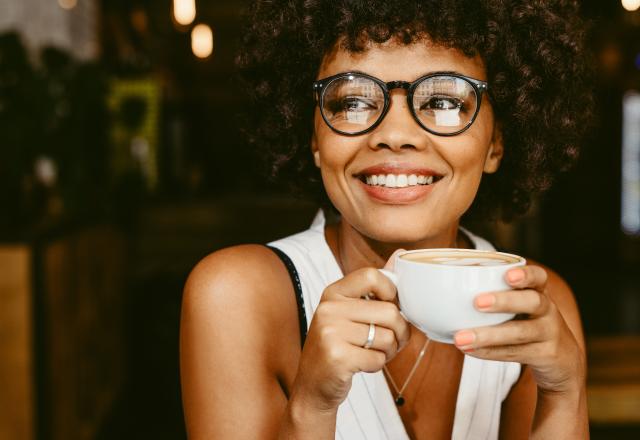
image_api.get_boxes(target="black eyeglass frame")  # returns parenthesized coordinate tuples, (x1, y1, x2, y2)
(312, 71, 488, 137)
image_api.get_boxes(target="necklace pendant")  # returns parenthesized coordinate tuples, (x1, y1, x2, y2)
(395, 396, 405, 406)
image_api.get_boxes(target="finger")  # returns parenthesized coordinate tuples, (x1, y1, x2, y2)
(321, 341, 386, 375)
(458, 341, 547, 364)
(323, 267, 397, 302)
(474, 289, 550, 317)
(347, 323, 398, 361)
(350, 300, 411, 348)
(343, 344, 387, 374)
(505, 265, 547, 290)
(313, 299, 411, 349)
(454, 319, 547, 354)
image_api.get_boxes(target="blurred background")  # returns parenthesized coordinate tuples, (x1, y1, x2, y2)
(0, 0, 638, 439)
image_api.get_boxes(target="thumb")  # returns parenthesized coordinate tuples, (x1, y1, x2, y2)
(384, 248, 406, 271)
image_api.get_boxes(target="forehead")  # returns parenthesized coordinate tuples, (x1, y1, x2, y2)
(317, 39, 487, 82)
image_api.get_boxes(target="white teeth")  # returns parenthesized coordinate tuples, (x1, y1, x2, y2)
(385, 174, 397, 188)
(363, 173, 437, 187)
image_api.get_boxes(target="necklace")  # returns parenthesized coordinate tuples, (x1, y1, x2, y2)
(384, 338, 430, 406)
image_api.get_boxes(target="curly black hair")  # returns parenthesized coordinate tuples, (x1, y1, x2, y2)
(237, 0, 593, 221)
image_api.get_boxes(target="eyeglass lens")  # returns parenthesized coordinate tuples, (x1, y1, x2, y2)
(321, 75, 479, 135)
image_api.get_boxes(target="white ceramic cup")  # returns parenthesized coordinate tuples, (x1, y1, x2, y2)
(379, 248, 526, 344)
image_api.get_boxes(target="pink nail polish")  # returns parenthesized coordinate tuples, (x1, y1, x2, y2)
(476, 294, 495, 309)
(454, 331, 475, 346)
(507, 269, 524, 283)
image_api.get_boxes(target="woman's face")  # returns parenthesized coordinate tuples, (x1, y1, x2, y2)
(312, 39, 503, 245)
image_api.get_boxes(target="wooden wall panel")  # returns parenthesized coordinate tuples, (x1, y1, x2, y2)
(0, 245, 34, 440)
(43, 226, 126, 440)
(588, 336, 640, 424)
(43, 238, 76, 440)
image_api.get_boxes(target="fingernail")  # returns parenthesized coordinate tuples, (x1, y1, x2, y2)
(460, 346, 475, 353)
(454, 331, 475, 347)
(475, 294, 495, 309)
(507, 269, 524, 284)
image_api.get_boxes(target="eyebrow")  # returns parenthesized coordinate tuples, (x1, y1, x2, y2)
(325, 70, 483, 82)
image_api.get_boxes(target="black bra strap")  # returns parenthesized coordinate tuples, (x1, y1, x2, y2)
(266, 246, 308, 348)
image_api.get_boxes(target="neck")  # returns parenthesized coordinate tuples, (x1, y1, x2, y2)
(328, 218, 471, 275)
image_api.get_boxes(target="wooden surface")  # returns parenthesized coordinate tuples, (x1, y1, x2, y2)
(587, 335, 640, 424)
(0, 245, 34, 440)
(43, 226, 126, 440)
(0, 225, 126, 440)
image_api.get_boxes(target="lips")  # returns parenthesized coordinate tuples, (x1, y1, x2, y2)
(354, 164, 443, 204)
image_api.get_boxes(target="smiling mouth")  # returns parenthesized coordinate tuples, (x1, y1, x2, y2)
(358, 173, 443, 188)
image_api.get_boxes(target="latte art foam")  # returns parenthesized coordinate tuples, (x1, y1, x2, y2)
(427, 257, 510, 266)
(401, 251, 519, 266)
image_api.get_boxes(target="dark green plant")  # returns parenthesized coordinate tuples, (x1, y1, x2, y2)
(0, 32, 110, 234)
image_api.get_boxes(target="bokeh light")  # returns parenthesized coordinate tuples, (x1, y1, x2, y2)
(173, 0, 196, 26)
(58, 0, 78, 10)
(191, 24, 213, 59)
(621, 0, 640, 12)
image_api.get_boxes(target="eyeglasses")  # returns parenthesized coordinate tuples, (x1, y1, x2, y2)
(312, 71, 488, 137)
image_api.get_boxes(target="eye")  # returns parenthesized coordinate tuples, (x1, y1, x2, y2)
(326, 96, 379, 115)
(419, 96, 464, 112)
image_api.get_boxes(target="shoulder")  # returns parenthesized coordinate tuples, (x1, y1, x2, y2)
(183, 244, 290, 306)
(181, 244, 300, 363)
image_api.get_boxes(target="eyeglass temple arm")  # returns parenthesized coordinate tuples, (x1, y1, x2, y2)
(312, 82, 322, 102)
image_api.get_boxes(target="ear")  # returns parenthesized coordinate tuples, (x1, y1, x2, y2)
(483, 123, 504, 174)
(311, 131, 321, 168)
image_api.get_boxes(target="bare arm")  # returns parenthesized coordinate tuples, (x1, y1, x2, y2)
(180, 245, 409, 439)
(180, 245, 302, 438)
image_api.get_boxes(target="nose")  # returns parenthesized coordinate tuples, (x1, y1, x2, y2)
(367, 91, 427, 152)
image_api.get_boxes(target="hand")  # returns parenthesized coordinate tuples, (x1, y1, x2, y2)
(453, 265, 585, 394)
(291, 254, 411, 411)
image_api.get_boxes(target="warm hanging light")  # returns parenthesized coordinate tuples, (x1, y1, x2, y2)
(191, 24, 213, 59)
(58, 0, 78, 10)
(622, 0, 640, 12)
(173, 0, 196, 26)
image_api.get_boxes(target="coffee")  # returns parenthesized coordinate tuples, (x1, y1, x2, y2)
(401, 250, 519, 267)
(380, 248, 526, 343)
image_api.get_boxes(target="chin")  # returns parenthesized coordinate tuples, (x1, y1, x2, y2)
(353, 217, 448, 247)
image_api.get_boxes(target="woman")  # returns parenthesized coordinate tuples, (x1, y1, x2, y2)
(180, 1, 592, 438)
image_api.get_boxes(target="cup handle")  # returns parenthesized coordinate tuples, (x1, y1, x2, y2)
(378, 269, 409, 321)
(378, 268, 398, 287)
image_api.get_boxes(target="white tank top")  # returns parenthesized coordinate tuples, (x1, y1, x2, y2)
(269, 211, 521, 440)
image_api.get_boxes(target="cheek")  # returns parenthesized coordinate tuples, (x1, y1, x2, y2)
(441, 135, 490, 178)
(313, 129, 368, 214)
(437, 133, 493, 208)
(318, 158, 356, 212)
(449, 112, 494, 174)
(314, 117, 358, 171)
